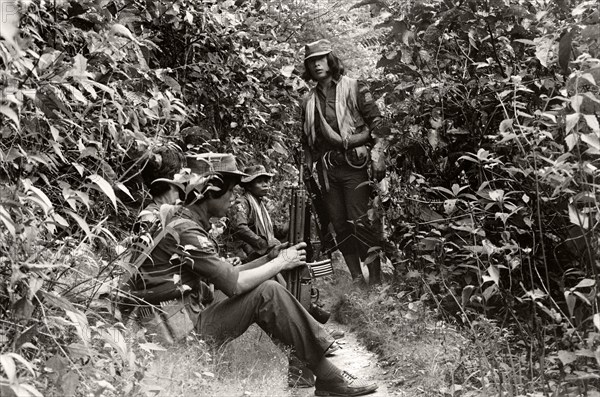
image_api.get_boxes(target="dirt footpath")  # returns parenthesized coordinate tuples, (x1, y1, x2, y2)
(290, 319, 394, 397)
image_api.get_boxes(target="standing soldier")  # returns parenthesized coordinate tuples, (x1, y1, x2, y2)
(299, 39, 387, 285)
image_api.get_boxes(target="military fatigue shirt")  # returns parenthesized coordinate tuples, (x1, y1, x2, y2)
(138, 205, 240, 298)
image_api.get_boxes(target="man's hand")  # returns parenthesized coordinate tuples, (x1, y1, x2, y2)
(226, 256, 242, 266)
(278, 242, 307, 270)
(268, 242, 289, 260)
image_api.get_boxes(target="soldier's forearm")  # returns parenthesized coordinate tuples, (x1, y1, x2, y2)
(238, 255, 270, 271)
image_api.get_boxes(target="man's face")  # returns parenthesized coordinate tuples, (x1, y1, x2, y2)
(307, 55, 330, 81)
(207, 184, 235, 218)
(248, 176, 271, 198)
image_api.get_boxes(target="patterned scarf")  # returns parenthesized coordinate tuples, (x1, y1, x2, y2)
(245, 192, 275, 243)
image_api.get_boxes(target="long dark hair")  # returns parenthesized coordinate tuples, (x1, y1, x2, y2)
(141, 146, 186, 198)
(301, 53, 345, 82)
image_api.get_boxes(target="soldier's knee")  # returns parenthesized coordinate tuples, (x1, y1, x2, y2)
(256, 279, 285, 296)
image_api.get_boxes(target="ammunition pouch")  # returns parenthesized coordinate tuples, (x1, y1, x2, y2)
(136, 295, 202, 345)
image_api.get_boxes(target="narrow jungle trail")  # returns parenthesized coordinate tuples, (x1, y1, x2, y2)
(290, 318, 392, 397)
(140, 259, 470, 397)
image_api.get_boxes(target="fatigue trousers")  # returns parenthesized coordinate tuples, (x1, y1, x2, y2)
(196, 280, 334, 368)
(319, 163, 381, 280)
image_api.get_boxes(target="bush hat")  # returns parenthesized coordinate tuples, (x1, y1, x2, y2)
(153, 153, 248, 205)
(304, 39, 333, 60)
(186, 153, 248, 178)
(241, 164, 275, 184)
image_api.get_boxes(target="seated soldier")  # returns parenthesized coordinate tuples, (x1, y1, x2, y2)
(228, 164, 287, 262)
(133, 153, 378, 397)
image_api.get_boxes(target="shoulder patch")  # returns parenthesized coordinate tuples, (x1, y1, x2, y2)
(196, 234, 213, 249)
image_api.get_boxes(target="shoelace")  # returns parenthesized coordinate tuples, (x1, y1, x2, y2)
(341, 371, 373, 388)
(342, 371, 358, 384)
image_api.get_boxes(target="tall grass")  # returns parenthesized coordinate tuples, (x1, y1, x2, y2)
(140, 326, 288, 397)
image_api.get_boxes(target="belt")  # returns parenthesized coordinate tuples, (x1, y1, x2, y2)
(322, 150, 346, 168)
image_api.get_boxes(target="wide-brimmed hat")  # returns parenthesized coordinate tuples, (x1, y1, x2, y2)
(186, 153, 248, 178)
(241, 164, 275, 184)
(152, 153, 247, 205)
(304, 39, 333, 61)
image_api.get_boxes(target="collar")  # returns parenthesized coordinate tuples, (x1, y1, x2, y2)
(184, 204, 211, 230)
(316, 77, 338, 94)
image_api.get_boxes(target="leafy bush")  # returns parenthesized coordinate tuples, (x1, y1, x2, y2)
(353, 0, 600, 393)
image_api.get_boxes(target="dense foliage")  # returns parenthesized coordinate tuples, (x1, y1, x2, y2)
(1, 0, 599, 395)
(360, 0, 600, 393)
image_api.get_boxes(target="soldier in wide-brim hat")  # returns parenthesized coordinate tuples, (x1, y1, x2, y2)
(228, 164, 286, 262)
(134, 152, 374, 396)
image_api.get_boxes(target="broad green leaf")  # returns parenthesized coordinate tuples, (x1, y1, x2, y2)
(88, 174, 117, 210)
(580, 72, 597, 86)
(566, 113, 580, 133)
(23, 179, 53, 214)
(583, 115, 600, 132)
(350, 0, 384, 11)
(557, 350, 577, 365)
(564, 291, 576, 317)
(430, 186, 454, 196)
(461, 285, 475, 307)
(111, 23, 138, 43)
(64, 54, 90, 79)
(499, 118, 513, 133)
(271, 141, 288, 155)
(65, 84, 87, 104)
(487, 265, 500, 285)
(0, 0, 20, 51)
(568, 205, 589, 229)
(65, 310, 90, 347)
(66, 210, 93, 241)
(565, 133, 579, 150)
(570, 95, 584, 113)
(18, 384, 43, 397)
(0, 206, 16, 238)
(574, 278, 596, 289)
(0, 105, 19, 129)
(443, 199, 457, 214)
(280, 65, 295, 78)
(0, 354, 16, 383)
(139, 342, 166, 352)
(115, 183, 134, 201)
(50, 212, 69, 228)
(534, 35, 555, 68)
(573, 291, 591, 305)
(40, 291, 76, 312)
(489, 189, 504, 201)
(98, 327, 127, 360)
(581, 133, 600, 151)
(7, 353, 35, 376)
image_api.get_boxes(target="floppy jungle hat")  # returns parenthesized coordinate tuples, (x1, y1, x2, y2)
(241, 164, 275, 184)
(186, 153, 248, 178)
(304, 39, 333, 60)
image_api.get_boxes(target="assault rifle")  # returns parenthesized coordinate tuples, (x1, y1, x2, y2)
(285, 149, 334, 317)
